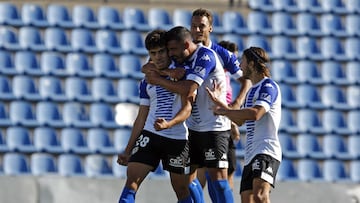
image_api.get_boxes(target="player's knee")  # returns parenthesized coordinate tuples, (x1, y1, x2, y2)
(253, 190, 270, 203)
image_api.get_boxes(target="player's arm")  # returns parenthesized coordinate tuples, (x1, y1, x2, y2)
(213, 105, 266, 126)
(230, 76, 252, 109)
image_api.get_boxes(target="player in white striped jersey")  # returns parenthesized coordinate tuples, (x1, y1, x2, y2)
(207, 47, 282, 203)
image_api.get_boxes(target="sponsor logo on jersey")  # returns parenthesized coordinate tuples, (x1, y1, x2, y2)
(200, 54, 211, 62)
(194, 66, 206, 77)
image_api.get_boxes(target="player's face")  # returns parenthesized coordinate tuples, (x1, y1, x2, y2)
(148, 46, 171, 70)
(191, 15, 213, 44)
(240, 55, 252, 79)
(166, 40, 187, 64)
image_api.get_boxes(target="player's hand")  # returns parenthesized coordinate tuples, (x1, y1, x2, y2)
(117, 152, 130, 166)
(141, 61, 158, 74)
(168, 67, 186, 80)
(206, 80, 223, 105)
(154, 118, 170, 131)
(145, 70, 162, 85)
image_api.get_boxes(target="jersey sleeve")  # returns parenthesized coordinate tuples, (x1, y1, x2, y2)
(254, 79, 279, 112)
(186, 48, 217, 86)
(139, 79, 150, 106)
(213, 44, 242, 79)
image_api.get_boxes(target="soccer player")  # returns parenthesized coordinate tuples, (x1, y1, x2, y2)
(117, 29, 194, 203)
(145, 26, 234, 203)
(207, 47, 282, 203)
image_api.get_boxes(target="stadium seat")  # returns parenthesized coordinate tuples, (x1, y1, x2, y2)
(246, 35, 272, 57)
(210, 12, 225, 35)
(323, 134, 351, 160)
(276, 159, 298, 181)
(89, 102, 119, 129)
(18, 26, 46, 52)
(322, 110, 352, 135)
(40, 51, 67, 76)
(320, 0, 348, 14)
(296, 109, 327, 134)
(221, 34, 244, 53)
(44, 27, 73, 53)
(0, 75, 15, 100)
(222, 11, 250, 35)
(323, 160, 349, 182)
(296, 36, 324, 61)
(21, 3, 48, 27)
(84, 154, 112, 177)
(347, 86, 360, 110)
(247, 11, 274, 36)
(91, 78, 120, 104)
(14, 51, 43, 76)
(114, 103, 139, 128)
(295, 60, 324, 85)
(297, 159, 324, 182)
(148, 8, 173, 30)
(296, 13, 323, 37)
(278, 133, 301, 159)
(344, 37, 360, 61)
(36, 101, 65, 128)
(117, 78, 140, 104)
(0, 130, 9, 152)
(272, 0, 300, 13)
(93, 53, 122, 78)
(120, 30, 147, 55)
(97, 6, 125, 30)
(38, 76, 67, 102)
(118, 54, 144, 79)
(12, 75, 42, 101)
(46, 4, 74, 28)
(113, 128, 131, 153)
(279, 109, 300, 134)
(347, 111, 360, 134)
(60, 127, 91, 154)
(320, 14, 347, 38)
(278, 84, 301, 109)
(65, 77, 93, 102)
(296, 84, 326, 110)
(58, 154, 84, 176)
(0, 27, 21, 51)
(9, 100, 39, 127)
(0, 2, 23, 26)
(33, 127, 63, 154)
(6, 126, 36, 153)
(31, 153, 57, 176)
(62, 102, 93, 128)
(0, 101, 11, 126)
(271, 12, 299, 36)
(65, 52, 94, 78)
(320, 37, 347, 61)
(348, 136, 360, 160)
(0, 50, 17, 76)
(112, 155, 127, 178)
(297, 134, 327, 159)
(350, 161, 360, 182)
(72, 5, 99, 29)
(321, 86, 351, 111)
(248, 0, 276, 12)
(234, 161, 243, 177)
(346, 62, 360, 85)
(95, 29, 123, 55)
(70, 28, 98, 53)
(122, 7, 151, 31)
(345, 14, 360, 37)
(297, 0, 323, 13)
(271, 36, 299, 60)
(87, 128, 116, 154)
(320, 61, 348, 85)
(235, 138, 244, 158)
(3, 153, 30, 175)
(173, 9, 192, 28)
(271, 60, 298, 84)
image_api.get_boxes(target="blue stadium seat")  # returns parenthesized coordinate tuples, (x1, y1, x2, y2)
(272, 0, 300, 13)
(0, 50, 17, 75)
(62, 102, 93, 128)
(320, 61, 349, 85)
(97, 6, 125, 30)
(6, 126, 36, 153)
(44, 27, 73, 53)
(276, 159, 298, 181)
(296, 109, 327, 134)
(347, 86, 360, 110)
(295, 60, 324, 85)
(38, 76, 67, 102)
(322, 110, 352, 135)
(271, 60, 299, 84)
(297, 159, 324, 182)
(31, 153, 57, 176)
(248, 0, 276, 12)
(345, 14, 360, 37)
(323, 160, 349, 182)
(47, 4, 74, 28)
(58, 154, 84, 176)
(271, 36, 299, 60)
(122, 7, 151, 31)
(222, 11, 250, 35)
(320, 37, 347, 61)
(87, 128, 116, 154)
(279, 109, 300, 134)
(21, 3, 48, 27)
(321, 0, 348, 14)
(65, 77, 93, 102)
(91, 78, 120, 104)
(18, 26, 46, 52)
(0, 75, 15, 100)
(12, 75, 42, 101)
(271, 12, 299, 36)
(296, 36, 324, 61)
(346, 0, 360, 14)
(0, 101, 11, 126)
(344, 37, 360, 61)
(350, 161, 360, 182)
(95, 29, 123, 55)
(36, 101, 65, 128)
(321, 86, 351, 111)
(65, 52, 94, 78)
(89, 102, 118, 129)
(114, 103, 139, 128)
(296, 134, 327, 159)
(278, 84, 301, 109)
(246, 35, 272, 58)
(0, 2, 23, 26)
(14, 51, 43, 76)
(117, 78, 140, 104)
(278, 133, 302, 159)
(40, 51, 67, 77)
(211, 12, 225, 35)
(60, 127, 90, 154)
(234, 161, 243, 177)
(113, 128, 131, 153)
(9, 101, 38, 127)
(72, 5, 99, 29)
(320, 14, 347, 38)
(296, 84, 326, 110)
(120, 30, 147, 56)
(3, 153, 30, 175)
(348, 136, 360, 160)
(70, 28, 98, 54)
(0, 27, 21, 51)
(173, 9, 192, 28)
(221, 34, 244, 53)
(297, 0, 324, 13)
(0, 130, 9, 152)
(118, 54, 144, 79)
(93, 53, 122, 78)
(235, 138, 244, 158)
(112, 155, 127, 178)
(148, 8, 173, 30)
(296, 13, 323, 37)
(247, 11, 274, 36)
(33, 127, 63, 154)
(346, 62, 360, 85)
(84, 154, 112, 177)
(347, 111, 360, 134)
(323, 134, 351, 160)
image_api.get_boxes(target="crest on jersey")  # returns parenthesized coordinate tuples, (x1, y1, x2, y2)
(194, 66, 206, 77)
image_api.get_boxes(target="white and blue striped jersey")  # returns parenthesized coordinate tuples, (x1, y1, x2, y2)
(184, 45, 231, 132)
(243, 77, 282, 165)
(140, 63, 188, 140)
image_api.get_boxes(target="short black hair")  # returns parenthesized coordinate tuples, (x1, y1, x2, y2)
(145, 29, 167, 50)
(164, 26, 192, 43)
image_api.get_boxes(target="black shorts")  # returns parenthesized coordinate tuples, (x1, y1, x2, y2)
(129, 130, 190, 174)
(189, 129, 231, 169)
(240, 154, 280, 193)
(227, 139, 236, 175)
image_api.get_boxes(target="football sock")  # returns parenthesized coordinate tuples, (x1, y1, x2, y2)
(205, 172, 217, 202)
(213, 179, 234, 203)
(118, 187, 136, 203)
(189, 178, 205, 203)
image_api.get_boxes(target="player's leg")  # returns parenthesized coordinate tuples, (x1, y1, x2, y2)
(239, 162, 254, 203)
(188, 169, 205, 203)
(227, 137, 237, 190)
(196, 167, 207, 188)
(252, 178, 272, 203)
(170, 172, 193, 203)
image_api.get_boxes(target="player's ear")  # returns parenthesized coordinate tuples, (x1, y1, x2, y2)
(209, 25, 213, 33)
(184, 40, 190, 49)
